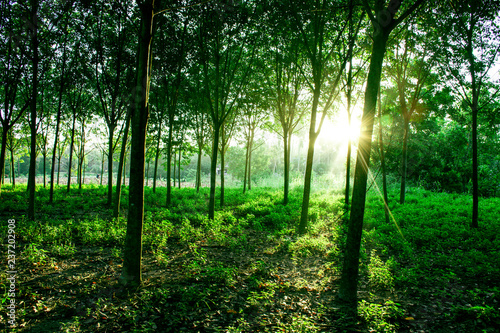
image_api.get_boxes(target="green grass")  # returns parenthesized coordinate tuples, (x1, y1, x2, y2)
(0, 183, 499, 332)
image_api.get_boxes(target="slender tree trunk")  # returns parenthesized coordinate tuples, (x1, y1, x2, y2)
(28, 0, 39, 220)
(57, 153, 61, 185)
(43, 151, 46, 188)
(399, 116, 410, 204)
(283, 131, 291, 205)
(209, 126, 220, 219)
(178, 145, 181, 189)
(100, 150, 104, 185)
(298, 84, 321, 234)
(10, 147, 15, 188)
(114, 109, 131, 218)
(471, 104, 478, 228)
(345, 78, 353, 208)
(0, 128, 9, 194)
(107, 127, 115, 205)
(166, 117, 173, 206)
(146, 159, 149, 186)
(378, 90, 389, 223)
(220, 144, 225, 207)
(243, 140, 249, 193)
(339, 30, 389, 308)
(121, 0, 153, 287)
(82, 155, 86, 186)
(172, 148, 176, 187)
(49, 42, 68, 203)
(123, 153, 127, 185)
(67, 113, 76, 192)
(247, 130, 254, 191)
(152, 127, 161, 193)
(467, 36, 479, 228)
(196, 148, 202, 192)
(78, 126, 85, 190)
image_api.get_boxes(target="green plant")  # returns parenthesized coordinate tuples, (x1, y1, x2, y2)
(23, 243, 49, 266)
(359, 300, 404, 333)
(288, 235, 333, 257)
(367, 250, 395, 292)
(278, 315, 318, 332)
(49, 241, 76, 258)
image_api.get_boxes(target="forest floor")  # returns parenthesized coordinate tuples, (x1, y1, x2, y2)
(0, 184, 499, 332)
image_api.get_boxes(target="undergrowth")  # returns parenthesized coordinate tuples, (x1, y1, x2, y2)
(0, 184, 499, 332)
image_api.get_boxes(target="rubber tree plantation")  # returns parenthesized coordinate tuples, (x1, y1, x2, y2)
(1, 0, 500, 332)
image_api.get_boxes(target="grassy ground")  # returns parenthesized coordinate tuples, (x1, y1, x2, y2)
(0, 184, 499, 332)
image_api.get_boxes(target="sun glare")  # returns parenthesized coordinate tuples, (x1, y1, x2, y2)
(321, 110, 362, 145)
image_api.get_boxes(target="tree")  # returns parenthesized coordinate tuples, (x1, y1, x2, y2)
(218, 111, 239, 206)
(437, 0, 500, 228)
(152, 12, 189, 206)
(0, 0, 32, 196)
(148, 92, 167, 193)
(197, 0, 256, 219)
(114, 106, 131, 217)
(88, 0, 134, 206)
(186, 68, 209, 192)
(339, 0, 426, 310)
(239, 87, 267, 193)
(264, 35, 307, 205)
(342, 1, 366, 208)
(28, 0, 40, 220)
(120, 0, 154, 287)
(386, 23, 436, 204)
(48, 0, 73, 203)
(287, 0, 351, 234)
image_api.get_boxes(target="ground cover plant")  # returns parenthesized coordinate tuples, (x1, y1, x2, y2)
(1, 184, 499, 332)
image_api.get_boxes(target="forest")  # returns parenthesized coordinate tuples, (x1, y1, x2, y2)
(1, 0, 500, 332)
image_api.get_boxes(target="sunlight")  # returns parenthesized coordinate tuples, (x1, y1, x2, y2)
(321, 108, 362, 145)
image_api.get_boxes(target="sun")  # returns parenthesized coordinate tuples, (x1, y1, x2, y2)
(321, 110, 361, 145)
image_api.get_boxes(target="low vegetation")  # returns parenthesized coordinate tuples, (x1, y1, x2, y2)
(1, 184, 499, 332)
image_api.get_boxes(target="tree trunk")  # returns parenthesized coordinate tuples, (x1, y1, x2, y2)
(209, 126, 220, 219)
(166, 116, 173, 206)
(399, 116, 410, 204)
(178, 145, 181, 189)
(298, 133, 317, 234)
(152, 127, 161, 193)
(78, 125, 85, 191)
(379, 90, 390, 223)
(243, 139, 249, 194)
(49, 39, 68, 203)
(298, 83, 321, 234)
(196, 148, 202, 192)
(114, 109, 131, 218)
(107, 126, 115, 205)
(28, 0, 39, 221)
(57, 153, 61, 186)
(468, 33, 479, 229)
(220, 143, 225, 207)
(283, 131, 291, 205)
(0, 128, 8, 194)
(123, 153, 127, 185)
(10, 146, 15, 188)
(339, 29, 389, 308)
(120, 0, 153, 287)
(345, 67, 353, 208)
(471, 104, 478, 228)
(67, 112, 76, 192)
(247, 129, 254, 191)
(100, 150, 104, 185)
(43, 150, 46, 188)
(82, 155, 86, 186)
